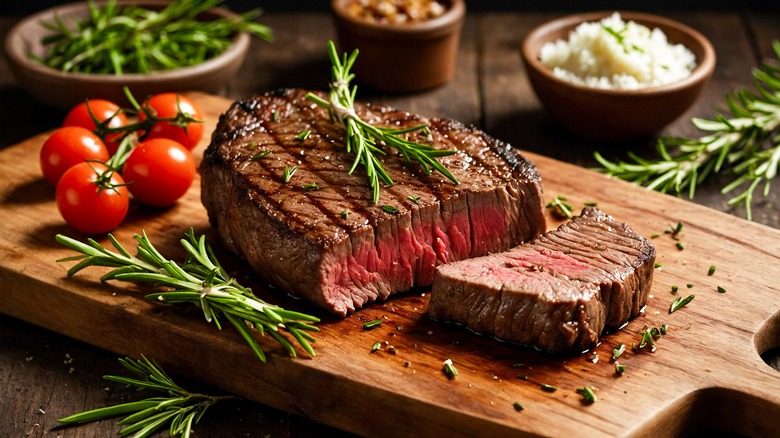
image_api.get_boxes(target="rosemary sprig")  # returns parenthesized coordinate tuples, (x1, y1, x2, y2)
(305, 40, 459, 204)
(55, 228, 319, 362)
(594, 40, 780, 220)
(36, 0, 272, 74)
(59, 356, 237, 437)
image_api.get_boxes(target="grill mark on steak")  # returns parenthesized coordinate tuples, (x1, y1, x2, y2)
(428, 208, 655, 352)
(201, 89, 547, 316)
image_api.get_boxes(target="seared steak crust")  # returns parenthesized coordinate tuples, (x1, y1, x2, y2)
(201, 89, 546, 316)
(428, 208, 655, 352)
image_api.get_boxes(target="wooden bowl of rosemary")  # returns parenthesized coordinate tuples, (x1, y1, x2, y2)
(520, 11, 716, 142)
(5, 0, 272, 110)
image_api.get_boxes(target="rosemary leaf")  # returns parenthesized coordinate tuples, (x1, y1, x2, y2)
(669, 295, 695, 314)
(594, 41, 780, 220)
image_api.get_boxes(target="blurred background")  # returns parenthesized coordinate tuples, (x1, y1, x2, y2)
(2, 0, 776, 15)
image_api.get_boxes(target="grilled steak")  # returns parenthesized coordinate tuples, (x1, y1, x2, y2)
(428, 208, 655, 352)
(200, 89, 546, 316)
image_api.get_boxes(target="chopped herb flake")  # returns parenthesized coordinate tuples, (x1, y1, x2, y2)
(371, 342, 381, 352)
(282, 166, 298, 183)
(612, 343, 626, 360)
(546, 196, 573, 219)
(708, 265, 717, 276)
(443, 359, 458, 379)
(651, 234, 660, 239)
(661, 323, 669, 335)
(687, 283, 695, 288)
(513, 402, 524, 411)
(408, 195, 421, 203)
(615, 363, 627, 374)
(295, 129, 311, 141)
(302, 182, 319, 191)
(717, 285, 727, 293)
(396, 325, 403, 331)
(248, 141, 257, 150)
(671, 285, 679, 294)
(676, 242, 685, 250)
(341, 210, 350, 219)
(576, 386, 597, 404)
(669, 295, 695, 313)
(362, 319, 382, 330)
(272, 110, 279, 122)
(382, 205, 400, 214)
(654, 262, 663, 268)
(517, 375, 528, 380)
(583, 201, 598, 207)
(251, 150, 270, 161)
(637, 326, 657, 350)
(540, 384, 557, 393)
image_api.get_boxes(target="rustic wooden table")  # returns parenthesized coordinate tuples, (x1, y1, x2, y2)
(1, 9, 778, 437)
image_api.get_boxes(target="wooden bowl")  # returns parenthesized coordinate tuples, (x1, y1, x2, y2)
(4, 0, 250, 110)
(331, 0, 465, 93)
(521, 11, 716, 141)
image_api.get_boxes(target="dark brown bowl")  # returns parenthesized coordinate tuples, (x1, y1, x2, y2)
(521, 11, 716, 141)
(331, 0, 465, 93)
(5, 0, 250, 110)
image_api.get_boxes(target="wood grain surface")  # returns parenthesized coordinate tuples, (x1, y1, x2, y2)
(1, 92, 779, 437)
(2, 9, 779, 438)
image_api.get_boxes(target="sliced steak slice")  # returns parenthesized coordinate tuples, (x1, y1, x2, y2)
(428, 208, 655, 352)
(200, 89, 547, 316)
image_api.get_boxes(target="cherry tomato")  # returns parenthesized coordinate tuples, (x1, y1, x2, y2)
(122, 138, 196, 207)
(56, 162, 129, 234)
(138, 93, 204, 151)
(63, 99, 129, 155)
(40, 126, 109, 187)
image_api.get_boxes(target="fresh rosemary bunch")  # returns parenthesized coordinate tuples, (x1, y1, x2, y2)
(59, 356, 237, 437)
(37, 0, 273, 74)
(594, 40, 780, 220)
(306, 40, 459, 204)
(56, 228, 319, 362)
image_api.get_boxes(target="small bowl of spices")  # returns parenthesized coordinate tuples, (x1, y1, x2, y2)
(521, 11, 715, 141)
(5, 0, 272, 110)
(331, 0, 466, 93)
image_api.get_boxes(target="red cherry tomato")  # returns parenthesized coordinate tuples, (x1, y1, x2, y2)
(63, 99, 129, 155)
(40, 126, 109, 187)
(122, 138, 196, 207)
(56, 162, 129, 234)
(138, 93, 204, 151)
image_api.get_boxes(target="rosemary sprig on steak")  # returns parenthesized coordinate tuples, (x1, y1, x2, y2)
(59, 356, 238, 437)
(56, 228, 319, 362)
(594, 40, 780, 220)
(306, 40, 459, 203)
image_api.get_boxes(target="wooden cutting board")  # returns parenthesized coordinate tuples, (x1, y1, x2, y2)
(1, 93, 778, 437)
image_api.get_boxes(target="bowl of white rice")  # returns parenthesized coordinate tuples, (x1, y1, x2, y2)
(521, 11, 715, 141)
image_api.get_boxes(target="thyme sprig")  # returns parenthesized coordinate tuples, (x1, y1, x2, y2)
(305, 40, 459, 204)
(55, 229, 319, 362)
(36, 0, 272, 74)
(59, 356, 237, 438)
(594, 40, 780, 220)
